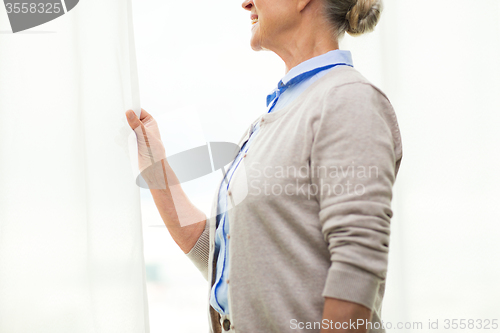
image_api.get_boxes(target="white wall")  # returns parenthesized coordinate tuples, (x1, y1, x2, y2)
(341, 2, 500, 330)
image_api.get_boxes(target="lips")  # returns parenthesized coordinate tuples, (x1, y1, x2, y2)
(251, 14, 259, 25)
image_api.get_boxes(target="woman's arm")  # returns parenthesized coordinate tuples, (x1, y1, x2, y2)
(311, 82, 401, 323)
(149, 186, 207, 254)
(126, 109, 206, 254)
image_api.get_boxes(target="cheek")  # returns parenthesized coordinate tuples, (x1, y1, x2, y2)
(257, 3, 294, 36)
(257, 14, 277, 39)
(254, 0, 280, 27)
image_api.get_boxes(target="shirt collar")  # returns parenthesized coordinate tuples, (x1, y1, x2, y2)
(280, 49, 353, 86)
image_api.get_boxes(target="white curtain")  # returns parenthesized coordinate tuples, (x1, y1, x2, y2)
(0, 1, 149, 332)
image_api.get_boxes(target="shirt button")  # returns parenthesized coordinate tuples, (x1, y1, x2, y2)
(226, 279, 230, 284)
(228, 190, 232, 196)
(261, 118, 265, 123)
(223, 319, 231, 331)
(227, 234, 230, 239)
(243, 153, 247, 158)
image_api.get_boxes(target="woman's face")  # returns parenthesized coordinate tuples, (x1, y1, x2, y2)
(242, 0, 301, 52)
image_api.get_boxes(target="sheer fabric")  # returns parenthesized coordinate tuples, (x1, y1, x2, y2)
(0, 0, 149, 332)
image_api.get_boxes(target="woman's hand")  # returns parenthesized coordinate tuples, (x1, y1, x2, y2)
(125, 108, 171, 189)
(321, 298, 372, 333)
(125, 108, 207, 254)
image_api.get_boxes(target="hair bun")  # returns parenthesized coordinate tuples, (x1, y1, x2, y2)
(346, 0, 383, 36)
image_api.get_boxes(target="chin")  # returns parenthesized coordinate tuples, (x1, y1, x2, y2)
(250, 25, 264, 51)
(251, 43, 263, 51)
(251, 41, 271, 52)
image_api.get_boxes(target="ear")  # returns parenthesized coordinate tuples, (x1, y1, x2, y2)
(296, 0, 313, 12)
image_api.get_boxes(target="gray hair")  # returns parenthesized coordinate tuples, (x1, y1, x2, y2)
(323, 0, 383, 37)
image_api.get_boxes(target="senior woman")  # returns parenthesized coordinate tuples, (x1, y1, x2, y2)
(126, 0, 402, 332)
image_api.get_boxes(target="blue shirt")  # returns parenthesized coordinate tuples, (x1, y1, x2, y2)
(209, 49, 354, 315)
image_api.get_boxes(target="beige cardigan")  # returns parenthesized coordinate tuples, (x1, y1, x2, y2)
(186, 66, 403, 333)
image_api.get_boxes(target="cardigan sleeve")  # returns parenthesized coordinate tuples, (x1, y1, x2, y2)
(185, 217, 211, 281)
(311, 81, 402, 310)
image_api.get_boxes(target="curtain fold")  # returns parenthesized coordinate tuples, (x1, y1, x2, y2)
(0, 0, 149, 332)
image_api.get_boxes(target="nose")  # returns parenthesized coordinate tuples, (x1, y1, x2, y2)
(241, 0, 253, 11)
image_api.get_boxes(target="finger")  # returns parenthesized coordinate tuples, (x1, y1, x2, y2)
(139, 108, 153, 123)
(125, 110, 142, 130)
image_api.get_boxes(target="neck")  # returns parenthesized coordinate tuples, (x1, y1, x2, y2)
(280, 39, 340, 73)
(268, 9, 340, 73)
